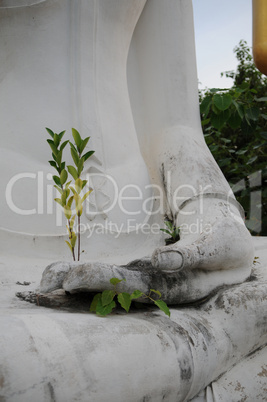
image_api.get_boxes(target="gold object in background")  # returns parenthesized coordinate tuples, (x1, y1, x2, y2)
(253, 0, 267, 75)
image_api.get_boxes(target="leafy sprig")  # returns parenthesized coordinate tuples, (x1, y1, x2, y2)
(46, 127, 94, 260)
(160, 220, 180, 245)
(90, 278, 170, 317)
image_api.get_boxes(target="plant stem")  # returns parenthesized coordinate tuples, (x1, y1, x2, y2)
(78, 214, 80, 261)
(72, 247, 76, 262)
(68, 219, 76, 261)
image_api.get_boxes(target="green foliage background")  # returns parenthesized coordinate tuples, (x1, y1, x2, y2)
(199, 41, 267, 235)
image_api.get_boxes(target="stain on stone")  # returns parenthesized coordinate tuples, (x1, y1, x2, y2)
(214, 293, 228, 312)
(0, 375, 4, 388)
(179, 358, 192, 381)
(142, 395, 151, 402)
(188, 335, 195, 347)
(233, 380, 249, 402)
(246, 273, 258, 282)
(162, 389, 172, 400)
(189, 317, 213, 344)
(258, 365, 267, 377)
(28, 334, 38, 354)
(156, 331, 171, 350)
(47, 382, 56, 402)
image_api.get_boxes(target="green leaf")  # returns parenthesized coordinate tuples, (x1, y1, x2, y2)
(60, 169, 68, 185)
(90, 293, 101, 312)
(160, 229, 172, 236)
(54, 185, 63, 195)
(228, 110, 242, 129)
(154, 300, 170, 317)
(65, 240, 73, 252)
(236, 149, 248, 155)
(67, 195, 74, 208)
(253, 143, 264, 150)
(101, 290, 116, 307)
(150, 289, 162, 298)
(56, 150, 62, 166)
(70, 233, 77, 248)
(67, 165, 78, 180)
(69, 215, 75, 229)
(260, 132, 267, 140)
(47, 139, 58, 156)
(53, 175, 61, 187)
(246, 107, 260, 121)
(232, 100, 244, 119)
(174, 227, 180, 238)
(60, 140, 69, 152)
(164, 221, 174, 232)
(61, 189, 68, 205)
(241, 117, 255, 134)
(209, 88, 225, 93)
(234, 87, 245, 94)
(58, 130, 66, 141)
(69, 186, 77, 196)
(130, 290, 143, 300)
(110, 277, 124, 286)
(117, 292, 131, 313)
(201, 118, 211, 126)
(218, 158, 232, 167)
(209, 144, 219, 152)
(200, 96, 212, 117)
(83, 150, 95, 161)
(255, 97, 267, 102)
(80, 137, 90, 154)
(64, 205, 72, 220)
(213, 94, 232, 111)
(69, 142, 77, 153)
(54, 198, 63, 207)
(75, 178, 83, 193)
(247, 156, 258, 164)
(71, 148, 80, 167)
(210, 109, 230, 130)
(81, 189, 93, 203)
(77, 158, 84, 177)
(53, 133, 60, 148)
(72, 128, 82, 149)
(221, 138, 231, 143)
(74, 193, 83, 216)
(45, 127, 54, 138)
(239, 81, 250, 90)
(82, 180, 87, 190)
(48, 160, 57, 169)
(96, 300, 116, 316)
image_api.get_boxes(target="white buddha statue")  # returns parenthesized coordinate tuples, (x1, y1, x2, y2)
(0, 0, 254, 302)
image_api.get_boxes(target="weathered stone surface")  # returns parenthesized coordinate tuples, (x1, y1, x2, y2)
(39, 261, 71, 293)
(0, 238, 266, 401)
(39, 257, 254, 305)
(16, 290, 94, 312)
(0, 0, 265, 399)
(191, 345, 267, 401)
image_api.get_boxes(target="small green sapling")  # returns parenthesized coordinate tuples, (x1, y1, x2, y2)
(46, 127, 94, 261)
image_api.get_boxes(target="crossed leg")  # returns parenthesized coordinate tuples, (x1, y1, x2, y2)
(40, 0, 254, 303)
